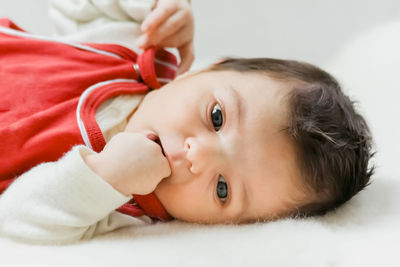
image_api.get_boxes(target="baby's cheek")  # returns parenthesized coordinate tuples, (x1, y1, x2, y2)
(154, 182, 184, 216)
(155, 182, 202, 221)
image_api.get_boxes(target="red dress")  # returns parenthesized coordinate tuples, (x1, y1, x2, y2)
(0, 18, 175, 221)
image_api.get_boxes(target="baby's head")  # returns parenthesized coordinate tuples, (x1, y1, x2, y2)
(126, 57, 374, 224)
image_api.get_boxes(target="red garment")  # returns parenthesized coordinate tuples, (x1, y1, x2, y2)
(0, 18, 176, 221)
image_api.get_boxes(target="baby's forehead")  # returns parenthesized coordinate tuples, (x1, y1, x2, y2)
(226, 121, 303, 222)
(212, 70, 295, 100)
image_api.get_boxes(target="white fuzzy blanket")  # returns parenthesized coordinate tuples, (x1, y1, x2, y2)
(1, 15, 400, 267)
(1, 177, 399, 266)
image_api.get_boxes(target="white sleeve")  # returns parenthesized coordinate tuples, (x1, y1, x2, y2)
(0, 146, 151, 244)
(49, 0, 156, 51)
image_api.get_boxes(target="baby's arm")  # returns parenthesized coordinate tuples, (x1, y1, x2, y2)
(50, 0, 156, 50)
(0, 146, 133, 244)
(0, 133, 170, 244)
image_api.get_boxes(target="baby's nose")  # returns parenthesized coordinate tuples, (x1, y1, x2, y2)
(184, 137, 220, 174)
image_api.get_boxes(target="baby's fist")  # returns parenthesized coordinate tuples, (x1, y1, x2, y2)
(84, 132, 170, 196)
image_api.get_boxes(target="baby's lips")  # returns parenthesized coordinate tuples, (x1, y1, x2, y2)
(145, 132, 166, 157)
(146, 132, 158, 142)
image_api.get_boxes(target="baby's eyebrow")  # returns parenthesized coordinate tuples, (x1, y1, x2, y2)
(240, 177, 250, 218)
(228, 178, 249, 223)
(224, 85, 249, 218)
(226, 85, 244, 129)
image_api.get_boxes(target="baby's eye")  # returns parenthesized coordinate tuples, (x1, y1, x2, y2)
(216, 175, 228, 203)
(211, 103, 223, 131)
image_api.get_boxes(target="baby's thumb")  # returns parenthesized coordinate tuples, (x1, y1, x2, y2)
(177, 42, 194, 75)
(159, 155, 171, 181)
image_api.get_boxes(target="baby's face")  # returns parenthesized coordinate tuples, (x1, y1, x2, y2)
(126, 70, 307, 223)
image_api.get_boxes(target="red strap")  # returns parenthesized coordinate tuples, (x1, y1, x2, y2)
(79, 82, 148, 153)
(116, 199, 145, 217)
(116, 193, 172, 221)
(137, 48, 178, 89)
(132, 193, 172, 221)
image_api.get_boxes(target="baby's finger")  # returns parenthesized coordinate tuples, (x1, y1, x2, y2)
(141, 1, 177, 33)
(159, 155, 171, 180)
(136, 34, 149, 49)
(177, 42, 195, 75)
(155, 23, 192, 49)
(142, 11, 186, 48)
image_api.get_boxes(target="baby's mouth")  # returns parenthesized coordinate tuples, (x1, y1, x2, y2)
(154, 137, 166, 157)
(147, 133, 166, 157)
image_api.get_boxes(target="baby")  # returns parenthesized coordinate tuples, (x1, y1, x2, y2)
(91, 58, 374, 224)
(0, 0, 373, 244)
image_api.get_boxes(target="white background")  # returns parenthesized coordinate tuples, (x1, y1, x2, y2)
(1, 0, 399, 67)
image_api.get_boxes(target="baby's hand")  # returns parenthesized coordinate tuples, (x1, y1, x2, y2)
(83, 132, 171, 196)
(137, 0, 194, 74)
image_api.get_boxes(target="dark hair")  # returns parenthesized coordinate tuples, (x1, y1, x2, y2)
(209, 58, 374, 217)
